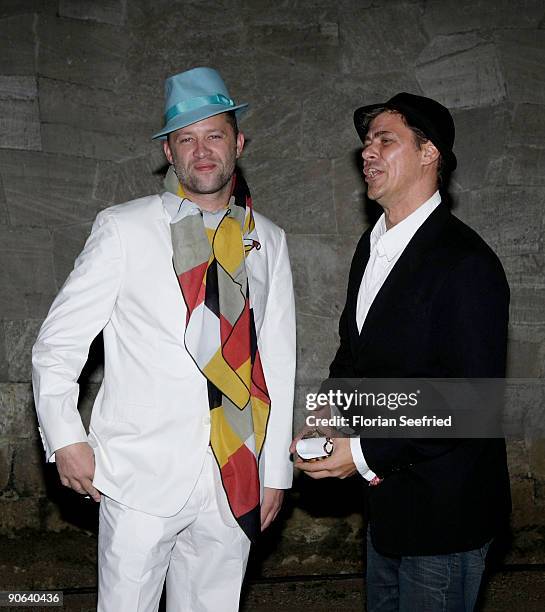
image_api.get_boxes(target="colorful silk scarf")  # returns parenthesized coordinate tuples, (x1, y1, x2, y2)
(166, 166, 270, 543)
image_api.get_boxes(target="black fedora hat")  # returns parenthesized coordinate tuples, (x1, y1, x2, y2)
(353, 92, 457, 172)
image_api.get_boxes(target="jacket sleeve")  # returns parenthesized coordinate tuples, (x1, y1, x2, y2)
(32, 211, 124, 461)
(361, 251, 510, 475)
(259, 230, 296, 489)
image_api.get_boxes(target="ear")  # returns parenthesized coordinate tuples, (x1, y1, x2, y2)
(236, 131, 245, 159)
(163, 138, 174, 165)
(421, 140, 440, 167)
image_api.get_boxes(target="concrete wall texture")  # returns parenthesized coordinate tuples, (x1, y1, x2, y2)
(1, 0, 545, 573)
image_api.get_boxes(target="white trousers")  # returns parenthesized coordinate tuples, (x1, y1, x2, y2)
(97, 450, 251, 612)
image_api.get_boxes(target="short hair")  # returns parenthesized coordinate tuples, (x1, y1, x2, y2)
(361, 107, 445, 187)
(224, 110, 239, 137)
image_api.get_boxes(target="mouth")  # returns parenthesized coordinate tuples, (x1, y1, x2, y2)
(193, 163, 217, 172)
(363, 167, 383, 182)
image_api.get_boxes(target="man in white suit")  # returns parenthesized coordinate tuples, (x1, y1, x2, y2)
(32, 67, 296, 612)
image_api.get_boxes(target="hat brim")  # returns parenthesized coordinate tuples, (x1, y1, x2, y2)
(152, 103, 248, 140)
(354, 102, 457, 172)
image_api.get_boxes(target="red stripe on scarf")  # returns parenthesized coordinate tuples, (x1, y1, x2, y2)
(221, 303, 251, 371)
(251, 352, 270, 404)
(221, 444, 260, 517)
(178, 262, 208, 316)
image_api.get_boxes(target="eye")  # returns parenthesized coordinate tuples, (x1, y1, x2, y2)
(208, 133, 223, 140)
(177, 136, 193, 144)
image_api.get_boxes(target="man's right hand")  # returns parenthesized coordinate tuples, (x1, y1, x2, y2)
(55, 442, 101, 502)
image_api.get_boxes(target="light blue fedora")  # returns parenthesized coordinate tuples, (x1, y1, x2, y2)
(152, 67, 248, 140)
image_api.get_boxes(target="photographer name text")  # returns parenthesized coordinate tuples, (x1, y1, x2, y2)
(305, 414, 452, 428)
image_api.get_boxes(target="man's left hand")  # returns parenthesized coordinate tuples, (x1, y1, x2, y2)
(294, 437, 357, 479)
(260, 487, 284, 531)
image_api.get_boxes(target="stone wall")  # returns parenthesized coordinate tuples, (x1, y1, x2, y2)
(1, 0, 545, 573)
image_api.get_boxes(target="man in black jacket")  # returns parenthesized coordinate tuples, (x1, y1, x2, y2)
(292, 93, 511, 611)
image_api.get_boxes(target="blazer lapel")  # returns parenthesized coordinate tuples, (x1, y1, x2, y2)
(347, 231, 371, 354)
(357, 203, 450, 351)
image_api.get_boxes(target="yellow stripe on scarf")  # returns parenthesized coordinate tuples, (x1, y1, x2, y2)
(251, 396, 269, 454)
(213, 217, 245, 276)
(210, 406, 247, 468)
(203, 349, 250, 409)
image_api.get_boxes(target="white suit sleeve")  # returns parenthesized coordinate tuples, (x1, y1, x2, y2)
(32, 211, 124, 461)
(259, 230, 296, 489)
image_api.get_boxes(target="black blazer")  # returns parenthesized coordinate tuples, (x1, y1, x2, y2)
(329, 203, 511, 555)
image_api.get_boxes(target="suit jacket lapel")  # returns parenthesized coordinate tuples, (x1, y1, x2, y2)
(357, 203, 450, 351)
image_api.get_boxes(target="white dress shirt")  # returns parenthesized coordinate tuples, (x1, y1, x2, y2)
(350, 191, 441, 480)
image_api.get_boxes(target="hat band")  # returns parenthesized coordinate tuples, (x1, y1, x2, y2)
(165, 93, 235, 123)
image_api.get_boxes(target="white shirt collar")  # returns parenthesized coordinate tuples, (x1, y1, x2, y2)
(370, 191, 442, 261)
(162, 191, 185, 222)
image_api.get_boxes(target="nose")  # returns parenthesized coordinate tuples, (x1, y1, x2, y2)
(362, 143, 377, 162)
(193, 139, 211, 158)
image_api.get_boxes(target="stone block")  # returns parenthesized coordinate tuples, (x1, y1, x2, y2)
(0, 76, 37, 100)
(529, 439, 545, 481)
(0, 323, 8, 383)
(249, 51, 317, 102)
(0, 174, 8, 225)
(247, 12, 340, 76)
(504, 379, 545, 439)
(510, 478, 540, 528)
(451, 106, 509, 190)
(295, 313, 339, 387)
(501, 253, 545, 291)
(507, 338, 542, 378)
(510, 104, 545, 148)
(496, 30, 545, 105)
(507, 439, 530, 480)
(289, 235, 341, 318)
(0, 1, 57, 18)
(12, 438, 46, 496)
(4, 319, 42, 383)
(0, 14, 36, 75)
(59, 0, 127, 26)
(457, 186, 544, 256)
(112, 154, 166, 204)
(0, 383, 38, 440)
(416, 37, 506, 109)
(0, 497, 41, 534)
(239, 157, 334, 235)
(38, 78, 156, 161)
(41, 123, 149, 162)
(0, 440, 13, 492)
(423, 0, 544, 36)
(240, 94, 303, 160)
(508, 146, 545, 186)
(37, 14, 128, 91)
(52, 222, 93, 288)
(124, 2, 247, 98)
(0, 226, 57, 319)
(0, 98, 41, 151)
(510, 286, 545, 326)
(340, 3, 428, 76)
(0, 150, 103, 228)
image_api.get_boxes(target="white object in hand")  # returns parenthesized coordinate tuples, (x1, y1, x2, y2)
(296, 437, 334, 461)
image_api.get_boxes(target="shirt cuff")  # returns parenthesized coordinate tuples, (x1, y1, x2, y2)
(350, 437, 377, 481)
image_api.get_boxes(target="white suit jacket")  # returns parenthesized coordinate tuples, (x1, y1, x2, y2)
(32, 193, 296, 517)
